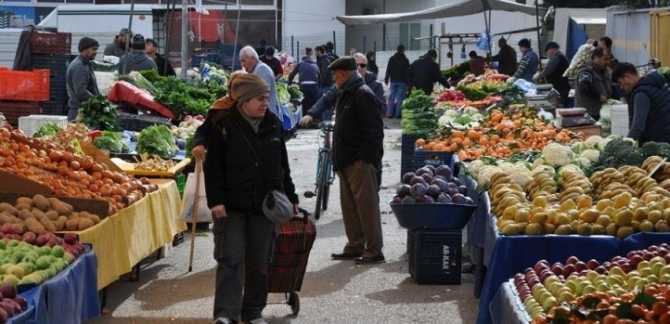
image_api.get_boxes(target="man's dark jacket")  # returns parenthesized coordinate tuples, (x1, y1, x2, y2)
(154, 54, 176, 76)
(492, 44, 517, 76)
(385, 52, 410, 84)
(203, 108, 299, 212)
(628, 71, 670, 144)
(409, 55, 448, 95)
(332, 74, 384, 171)
(541, 51, 570, 103)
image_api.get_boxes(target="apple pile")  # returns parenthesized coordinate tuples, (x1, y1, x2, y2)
(490, 164, 670, 237)
(0, 283, 27, 323)
(512, 244, 670, 322)
(392, 164, 475, 205)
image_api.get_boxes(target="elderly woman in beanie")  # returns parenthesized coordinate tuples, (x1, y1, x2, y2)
(200, 73, 299, 324)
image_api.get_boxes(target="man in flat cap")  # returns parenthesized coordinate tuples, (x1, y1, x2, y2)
(66, 37, 100, 121)
(104, 28, 131, 57)
(328, 56, 385, 265)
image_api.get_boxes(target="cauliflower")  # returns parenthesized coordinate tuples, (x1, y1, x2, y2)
(542, 143, 574, 167)
(584, 135, 603, 149)
(466, 160, 486, 177)
(571, 142, 586, 154)
(532, 165, 555, 176)
(531, 157, 547, 170)
(558, 164, 584, 177)
(573, 157, 592, 168)
(477, 165, 503, 187)
(580, 149, 600, 163)
(509, 164, 532, 188)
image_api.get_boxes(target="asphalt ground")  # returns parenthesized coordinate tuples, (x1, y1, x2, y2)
(88, 119, 478, 324)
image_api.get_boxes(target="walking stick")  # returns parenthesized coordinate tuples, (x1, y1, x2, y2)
(188, 160, 203, 272)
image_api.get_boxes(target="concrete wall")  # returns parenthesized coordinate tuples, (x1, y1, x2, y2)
(553, 8, 607, 51)
(283, 0, 346, 56)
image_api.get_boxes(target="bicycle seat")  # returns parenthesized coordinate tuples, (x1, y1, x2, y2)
(320, 121, 335, 131)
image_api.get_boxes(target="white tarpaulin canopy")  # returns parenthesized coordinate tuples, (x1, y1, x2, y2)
(336, 0, 540, 25)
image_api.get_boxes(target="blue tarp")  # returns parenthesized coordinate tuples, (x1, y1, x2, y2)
(10, 247, 99, 324)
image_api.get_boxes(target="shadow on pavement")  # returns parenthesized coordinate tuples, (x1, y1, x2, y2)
(314, 218, 345, 239)
(100, 264, 171, 311)
(300, 260, 372, 298)
(132, 267, 217, 311)
(364, 275, 477, 307)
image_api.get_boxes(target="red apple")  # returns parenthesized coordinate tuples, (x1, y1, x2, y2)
(63, 233, 78, 245)
(563, 264, 576, 277)
(21, 232, 36, 244)
(587, 259, 600, 270)
(566, 256, 580, 265)
(595, 266, 607, 274)
(575, 261, 587, 272)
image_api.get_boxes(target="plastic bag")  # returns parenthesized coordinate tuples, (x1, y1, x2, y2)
(181, 171, 212, 223)
(513, 79, 537, 95)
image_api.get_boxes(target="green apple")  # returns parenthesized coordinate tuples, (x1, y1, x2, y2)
(609, 266, 625, 277)
(566, 280, 580, 294)
(660, 273, 670, 283)
(651, 256, 667, 265)
(637, 260, 651, 272)
(582, 284, 596, 294)
(635, 278, 649, 290)
(542, 296, 558, 311)
(586, 270, 599, 282)
(559, 290, 575, 302)
(661, 265, 670, 276)
(653, 262, 665, 276)
(540, 291, 553, 303)
(647, 274, 659, 283)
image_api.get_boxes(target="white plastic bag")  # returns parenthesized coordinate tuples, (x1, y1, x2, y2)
(181, 171, 212, 223)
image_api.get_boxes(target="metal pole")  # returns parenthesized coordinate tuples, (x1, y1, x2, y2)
(297, 41, 300, 58)
(332, 30, 336, 55)
(180, 0, 188, 79)
(535, 0, 542, 68)
(231, 1, 241, 70)
(291, 35, 294, 57)
(126, 0, 136, 53)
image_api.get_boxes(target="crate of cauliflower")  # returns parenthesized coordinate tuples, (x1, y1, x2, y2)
(390, 164, 477, 230)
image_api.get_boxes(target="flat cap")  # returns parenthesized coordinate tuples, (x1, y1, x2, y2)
(328, 56, 356, 71)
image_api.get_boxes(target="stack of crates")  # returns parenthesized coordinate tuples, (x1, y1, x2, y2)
(31, 54, 73, 116)
(400, 134, 417, 180)
(408, 229, 462, 285)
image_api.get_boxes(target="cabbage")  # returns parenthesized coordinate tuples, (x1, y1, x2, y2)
(477, 165, 503, 187)
(574, 157, 592, 168)
(532, 165, 555, 176)
(558, 164, 584, 177)
(571, 142, 586, 154)
(584, 135, 604, 149)
(542, 143, 574, 167)
(580, 149, 600, 163)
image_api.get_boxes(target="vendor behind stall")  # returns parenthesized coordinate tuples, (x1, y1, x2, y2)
(66, 37, 100, 121)
(118, 34, 157, 75)
(538, 42, 570, 107)
(492, 37, 517, 76)
(145, 39, 175, 77)
(513, 38, 539, 82)
(104, 28, 131, 58)
(575, 48, 611, 120)
(612, 62, 670, 144)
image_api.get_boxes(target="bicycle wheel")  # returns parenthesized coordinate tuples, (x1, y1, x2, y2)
(314, 151, 329, 220)
(321, 159, 332, 211)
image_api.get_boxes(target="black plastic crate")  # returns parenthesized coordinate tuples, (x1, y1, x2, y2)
(40, 102, 66, 115)
(118, 112, 172, 132)
(400, 134, 417, 179)
(408, 229, 462, 285)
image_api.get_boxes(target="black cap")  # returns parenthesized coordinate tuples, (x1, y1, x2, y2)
(131, 34, 145, 50)
(119, 28, 131, 36)
(545, 41, 560, 52)
(78, 37, 99, 52)
(328, 56, 356, 71)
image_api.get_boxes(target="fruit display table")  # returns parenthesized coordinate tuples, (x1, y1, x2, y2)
(13, 246, 99, 324)
(76, 180, 186, 289)
(475, 229, 670, 324)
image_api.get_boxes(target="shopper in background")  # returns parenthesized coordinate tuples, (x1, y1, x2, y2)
(145, 38, 175, 77)
(612, 62, 670, 144)
(353, 52, 385, 110)
(366, 51, 379, 75)
(468, 50, 486, 76)
(575, 48, 611, 120)
(327, 57, 385, 265)
(104, 28, 131, 57)
(513, 38, 539, 82)
(316, 46, 334, 93)
(409, 49, 448, 95)
(288, 47, 320, 116)
(118, 34, 157, 75)
(204, 73, 299, 324)
(260, 47, 283, 80)
(239, 45, 281, 119)
(491, 37, 517, 76)
(325, 42, 339, 60)
(385, 45, 410, 118)
(538, 42, 570, 107)
(66, 37, 101, 121)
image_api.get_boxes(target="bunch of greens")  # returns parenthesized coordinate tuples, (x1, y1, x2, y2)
(442, 63, 469, 80)
(456, 84, 488, 100)
(123, 71, 159, 96)
(659, 66, 670, 84)
(401, 90, 438, 138)
(277, 82, 291, 105)
(137, 125, 178, 159)
(78, 96, 120, 131)
(33, 122, 62, 138)
(93, 131, 128, 154)
(288, 84, 303, 101)
(153, 77, 216, 119)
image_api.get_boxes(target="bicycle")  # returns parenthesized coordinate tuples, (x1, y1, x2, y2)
(304, 121, 335, 220)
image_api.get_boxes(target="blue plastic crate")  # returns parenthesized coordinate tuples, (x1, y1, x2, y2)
(391, 201, 475, 230)
(408, 228, 462, 285)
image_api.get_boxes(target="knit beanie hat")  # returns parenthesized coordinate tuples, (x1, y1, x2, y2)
(78, 37, 99, 52)
(131, 34, 146, 50)
(210, 71, 269, 110)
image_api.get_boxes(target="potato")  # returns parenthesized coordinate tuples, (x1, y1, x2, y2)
(45, 211, 59, 221)
(80, 212, 101, 224)
(31, 208, 46, 220)
(15, 203, 32, 211)
(55, 216, 68, 231)
(25, 217, 46, 234)
(17, 210, 32, 221)
(36, 215, 56, 232)
(77, 218, 95, 231)
(49, 198, 73, 215)
(16, 197, 32, 206)
(0, 212, 14, 225)
(31, 195, 50, 211)
(65, 218, 79, 231)
(0, 203, 17, 215)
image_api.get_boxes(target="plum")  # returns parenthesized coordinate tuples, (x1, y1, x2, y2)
(458, 185, 467, 194)
(437, 193, 452, 203)
(416, 167, 434, 177)
(409, 176, 426, 186)
(427, 185, 441, 198)
(452, 177, 463, 186)
(421, 173, 434, 184)
(446, 186, 459, 197)
(452, 193, 466, 204)
(435, 165, 453, 179)
(422, 195, 435, 204)
(396, 184, 411, 197)
(402, 172, 416, 184)
(410, 183, 428, 198)
(401, 196, 417, 204)
(431, 178, 450, 192)
(463, 197, 474, 205)
(425, 164, 436, 173)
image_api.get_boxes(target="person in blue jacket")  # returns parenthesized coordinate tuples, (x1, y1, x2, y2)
(288, 48, 320, 116)
(513, 38, 539, 82)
